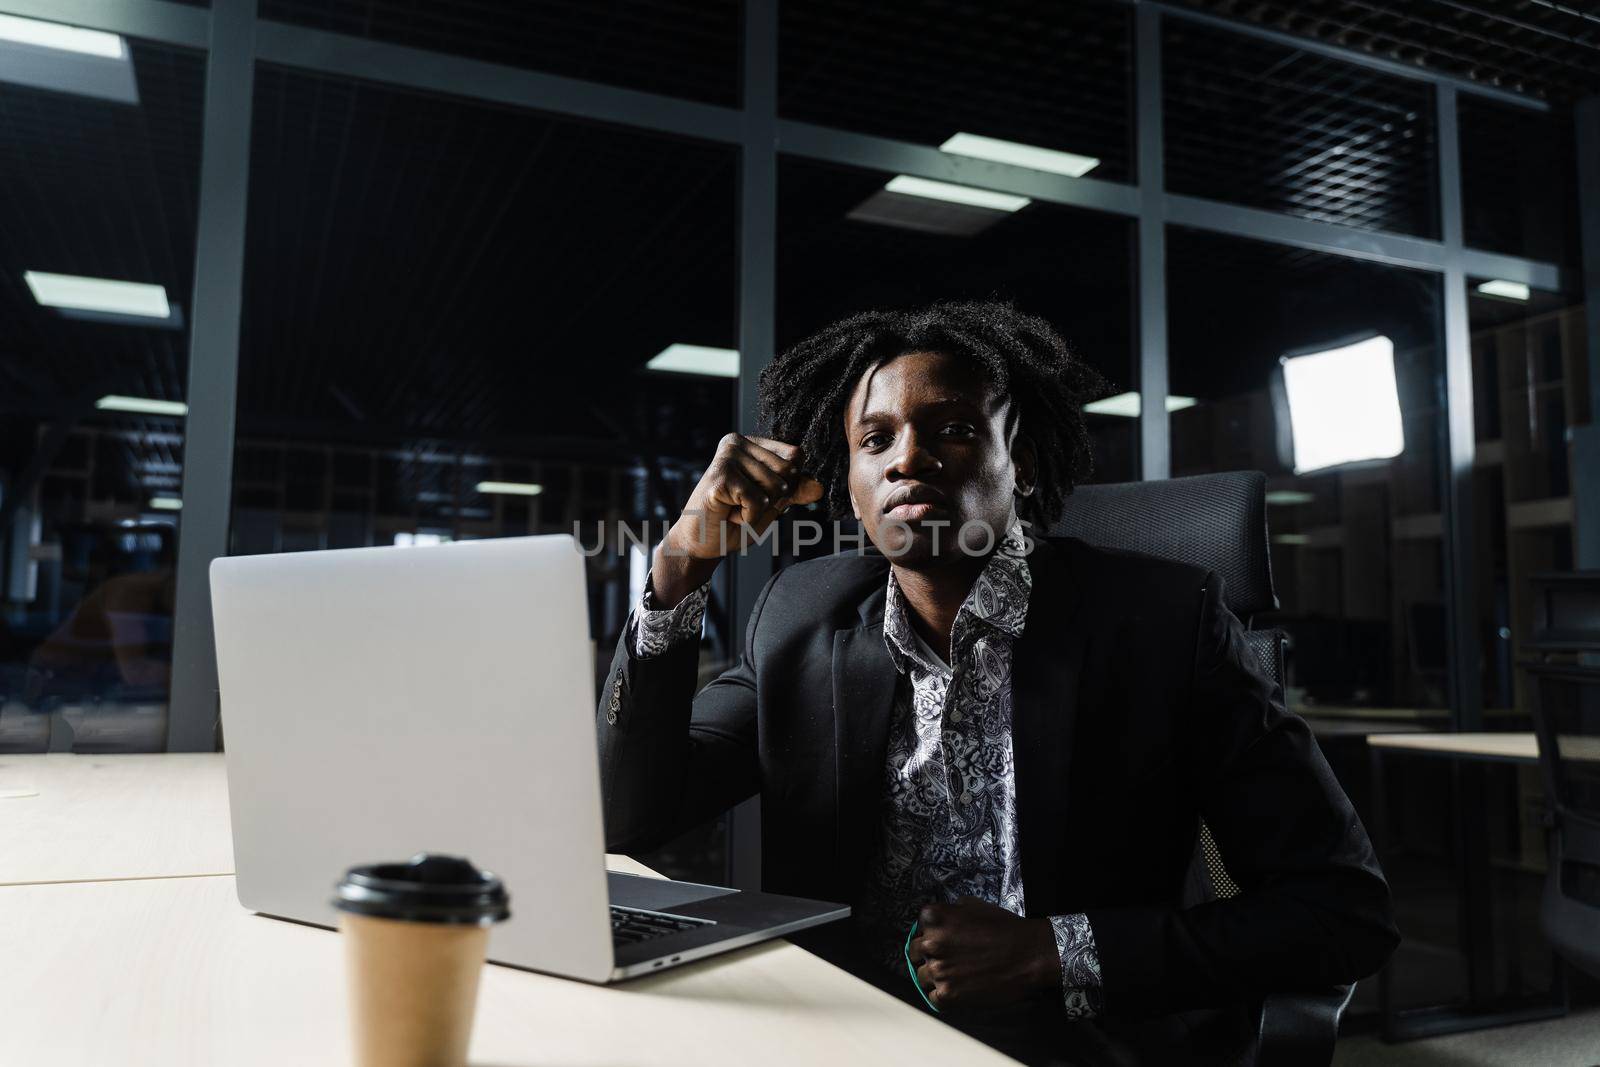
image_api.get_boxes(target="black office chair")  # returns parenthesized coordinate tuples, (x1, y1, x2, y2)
(1523, 573, 1600, 981)
(1049, 469, 1353, 1067)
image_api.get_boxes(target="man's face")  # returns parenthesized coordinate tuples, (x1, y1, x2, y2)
(843, 350, 1034, 566)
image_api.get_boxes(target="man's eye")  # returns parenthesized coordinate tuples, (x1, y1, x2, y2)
(942, 423, 975, 437)
(862, 432, 891, 450)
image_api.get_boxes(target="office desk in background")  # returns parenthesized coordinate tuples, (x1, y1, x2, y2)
(0, 754, 1013, 1067)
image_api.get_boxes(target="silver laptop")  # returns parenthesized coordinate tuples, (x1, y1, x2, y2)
(211, 534, 847, 982)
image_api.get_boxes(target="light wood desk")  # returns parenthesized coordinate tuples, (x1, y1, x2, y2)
(0, 753, 234, 885)
(1366, 731, 1538, 763)
(0, 754, 1014, 1066)
(1366, 731, 1600, 764)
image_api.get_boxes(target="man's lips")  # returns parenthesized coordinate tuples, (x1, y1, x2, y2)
(885, 501, 946, 521)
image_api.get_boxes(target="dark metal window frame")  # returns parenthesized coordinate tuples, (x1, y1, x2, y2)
(0, 0, 1582, 755)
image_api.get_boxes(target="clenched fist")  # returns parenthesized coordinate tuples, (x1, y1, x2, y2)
(650, 434, 824, 607)
(909, 897, 1061, 1014)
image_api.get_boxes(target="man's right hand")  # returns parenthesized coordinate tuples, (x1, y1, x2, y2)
(649, 434, 824, 608)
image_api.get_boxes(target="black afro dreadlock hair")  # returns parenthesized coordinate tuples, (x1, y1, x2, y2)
(757, 300, 1109, 528)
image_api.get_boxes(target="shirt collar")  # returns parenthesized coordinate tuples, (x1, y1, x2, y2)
(881, 518, 1032, 674)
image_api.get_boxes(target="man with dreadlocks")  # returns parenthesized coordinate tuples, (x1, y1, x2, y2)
(596, 301, 1396, 1064)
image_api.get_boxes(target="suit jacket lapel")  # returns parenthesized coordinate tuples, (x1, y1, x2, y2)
(1011, 536, 1090, 915)
(832, 581, 897, 890)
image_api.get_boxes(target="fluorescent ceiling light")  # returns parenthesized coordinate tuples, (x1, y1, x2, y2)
(646, 343, 739, 378)
(882, 175, 1030, 213)
(1475, 279, 1530, 301)
(148, 496, 182, 511)
(1264, 489, 1316, 506)
(96, 395, 188, 417)
(1280, 335, 1404, 475)
(1082, 391, 1198, 418)
(0, 16, 137, 105)
(25, 271, 170, 319)
(938, 133, 1100, 178)
(0, 14, 123, 57)
(475, 481, 544, 496)
(1273, 533, 1310, 546)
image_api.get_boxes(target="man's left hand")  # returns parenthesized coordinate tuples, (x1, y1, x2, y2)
(909, 897, 1060, 1013)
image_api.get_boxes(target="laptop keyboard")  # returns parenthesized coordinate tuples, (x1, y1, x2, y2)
(609, 904, 715, 946)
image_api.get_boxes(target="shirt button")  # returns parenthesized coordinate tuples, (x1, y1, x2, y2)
(959, 790, 973, 806)
(950, 711, 963, 724)
(606, 708, 618, 725)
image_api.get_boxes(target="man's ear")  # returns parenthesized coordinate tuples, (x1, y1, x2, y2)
(1012, 432, 1038, 498)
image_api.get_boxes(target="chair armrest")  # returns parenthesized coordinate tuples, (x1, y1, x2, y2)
(1251, 985, 1354, 1067)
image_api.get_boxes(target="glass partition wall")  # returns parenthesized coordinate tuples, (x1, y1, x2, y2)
(0, 34, 205, 754)
(0, 0, 1586, 1018)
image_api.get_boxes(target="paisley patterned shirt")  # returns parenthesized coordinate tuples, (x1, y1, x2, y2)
(629, 528, 1102, 1017)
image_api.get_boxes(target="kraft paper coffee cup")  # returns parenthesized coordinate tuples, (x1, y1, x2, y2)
(334, 854, 510, 1067)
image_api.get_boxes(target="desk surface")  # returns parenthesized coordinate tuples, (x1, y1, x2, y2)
(0, 753, 235, 885)
(0, 873, 1011, 1067)
(1366, 732, 1539, 762)
(0, 754, 1013, 1066)
(1366, 731, 1600, 764)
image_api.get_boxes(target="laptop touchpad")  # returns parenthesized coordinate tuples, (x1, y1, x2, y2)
(608, 871, 738, 911)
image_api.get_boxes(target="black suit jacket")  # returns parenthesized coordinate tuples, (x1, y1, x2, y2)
(597, 535, 1398, 1015)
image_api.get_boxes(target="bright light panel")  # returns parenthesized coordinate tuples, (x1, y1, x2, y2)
(97, 395, 188, 417)
(1476, 279, 1530, 301)
(1280, 335, 1404, 474)
(1082, 391, 1198, 418)
(25, 271, 169, 318)
(394, 532, 451, 547)
(646, 343, 739, 378)
(883, 175, 1030, 213)
(0, 14, 124, 58)
(148, 496, 182, 511)
(1265, 489, 1316, 506)
(475, 481, 544, 496)
(938, 133, 1100, 178)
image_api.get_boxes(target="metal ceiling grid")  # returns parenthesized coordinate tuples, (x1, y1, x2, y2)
(1164, 0, 1600, 104)
(1164, 16, 1442, 239)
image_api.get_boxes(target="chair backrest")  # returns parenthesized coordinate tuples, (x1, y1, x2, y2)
(1048, 471, 1284, 905)
(1049, 470, 1278, 619)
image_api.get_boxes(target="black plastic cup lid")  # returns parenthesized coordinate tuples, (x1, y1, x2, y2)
(333, 853, 510, 926)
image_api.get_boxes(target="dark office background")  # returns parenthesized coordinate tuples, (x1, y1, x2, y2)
(1, 0, 1597, 1045)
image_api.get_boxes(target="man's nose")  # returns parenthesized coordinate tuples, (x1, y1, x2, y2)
(885, 429, 941, 480)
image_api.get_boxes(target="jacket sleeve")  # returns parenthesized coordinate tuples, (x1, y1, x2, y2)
(595, 566, 781, 853)
(1082, 570, 1400, 1014)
